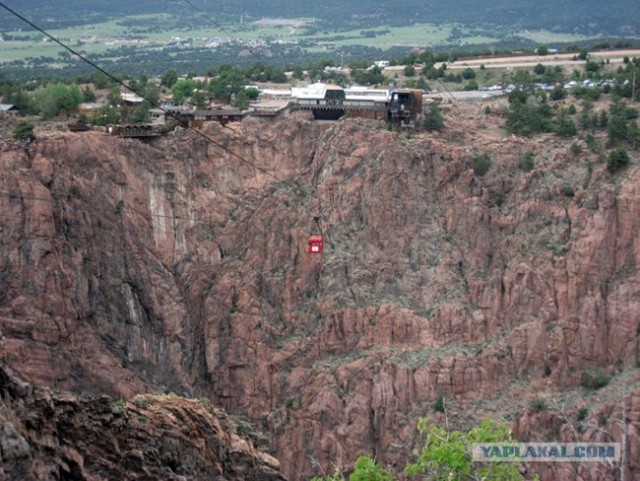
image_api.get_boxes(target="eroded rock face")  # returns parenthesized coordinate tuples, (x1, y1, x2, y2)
(0, 364, 285, 481)
(0, 110, 639, 480)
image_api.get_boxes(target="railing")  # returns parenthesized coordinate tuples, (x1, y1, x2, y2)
(296, 99, 388, 111)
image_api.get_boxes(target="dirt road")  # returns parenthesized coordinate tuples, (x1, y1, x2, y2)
(384, 49, 640, 71)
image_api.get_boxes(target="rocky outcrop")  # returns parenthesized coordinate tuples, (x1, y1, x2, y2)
(0, 362, 285, 481)
(0, 108, 639, 480)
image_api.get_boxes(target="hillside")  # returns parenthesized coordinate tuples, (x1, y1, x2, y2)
(3, 0, 640, 35)
(0, 103, 639, 480)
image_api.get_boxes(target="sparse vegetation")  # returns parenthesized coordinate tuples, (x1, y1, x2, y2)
(69, 185, 80, 199)
(423, 104, 444, 132)
(580, 369, 611, 390)
(586, 134, 600, 153)
(561, 184, 575, 197)
(576, 407, 589, 422)
(114, 200, 125, 215)
(229, 414, 256, 441)
(521, 151, 535, 172)
(12, 121, 35, 142)
(570, 142, 582, 156)
(490, 189, 506, 207)
(556, 109, 578, 137)
(311, 467, 345, 481)
(133, 396, 150, 408)
(473, 153, 491, 176)
(530, 397, 547, 412)
(433, 395, 446, 413)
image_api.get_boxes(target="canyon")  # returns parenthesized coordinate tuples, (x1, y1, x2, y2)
(0, 105, 639, 480)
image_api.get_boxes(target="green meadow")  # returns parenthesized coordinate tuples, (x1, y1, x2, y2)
(0, 12, 624, 67)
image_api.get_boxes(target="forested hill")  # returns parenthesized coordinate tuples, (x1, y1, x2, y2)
(2, 0, 639, 36)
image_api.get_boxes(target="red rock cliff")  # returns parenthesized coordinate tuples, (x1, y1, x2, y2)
(0, 110, 638, 480)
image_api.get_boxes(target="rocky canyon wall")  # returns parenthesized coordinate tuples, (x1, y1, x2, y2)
(0, 110, 638, 480)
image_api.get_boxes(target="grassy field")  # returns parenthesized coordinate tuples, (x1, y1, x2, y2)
(519, 30, 596, 44)
(0, 12, 631, 68)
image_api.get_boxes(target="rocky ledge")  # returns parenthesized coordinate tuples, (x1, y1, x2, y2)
(0, 364, 285, 481)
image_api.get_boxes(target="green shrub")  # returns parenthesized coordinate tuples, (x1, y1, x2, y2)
(68, 185, 81, 198)
(607, 148, 630, 173)
(433, 395, 446, 413)
(350, 456, 394, 481)
(521, 152, 535, 172)
(464, 80, 479, 91)
(473, 153, 491, 176)
(550, 86, 566, 101)
(586, 134, 600, 153)
(132, 396, 149, 408)
(576, 407, 588, 422)
(561, 184, 575, 197)
(490, 189, 506, 207)
(462, 67, 476, 79)
(580, 369, 611, 390)
(530, 398, 547, 412)
(404, 418, 524, 480)
(556, 112, 578, 137)
(570, 142, 582, 156)
(13, 121, 36, 142)
(423, 104, 444, 131)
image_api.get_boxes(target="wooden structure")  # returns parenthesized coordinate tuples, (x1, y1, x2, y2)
(191, 109, 243, 128)
(165, 109, 244, 128)
(108, 124, 160, 138)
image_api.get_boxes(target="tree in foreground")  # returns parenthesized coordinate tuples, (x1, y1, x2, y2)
(404, 418, 530, 481)
(311, 418, 532, 481)
(310, 456, 394, 481)
(350, 456, 394, 481)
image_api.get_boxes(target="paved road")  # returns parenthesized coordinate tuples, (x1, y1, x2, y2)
(425, 90, 505, 101)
